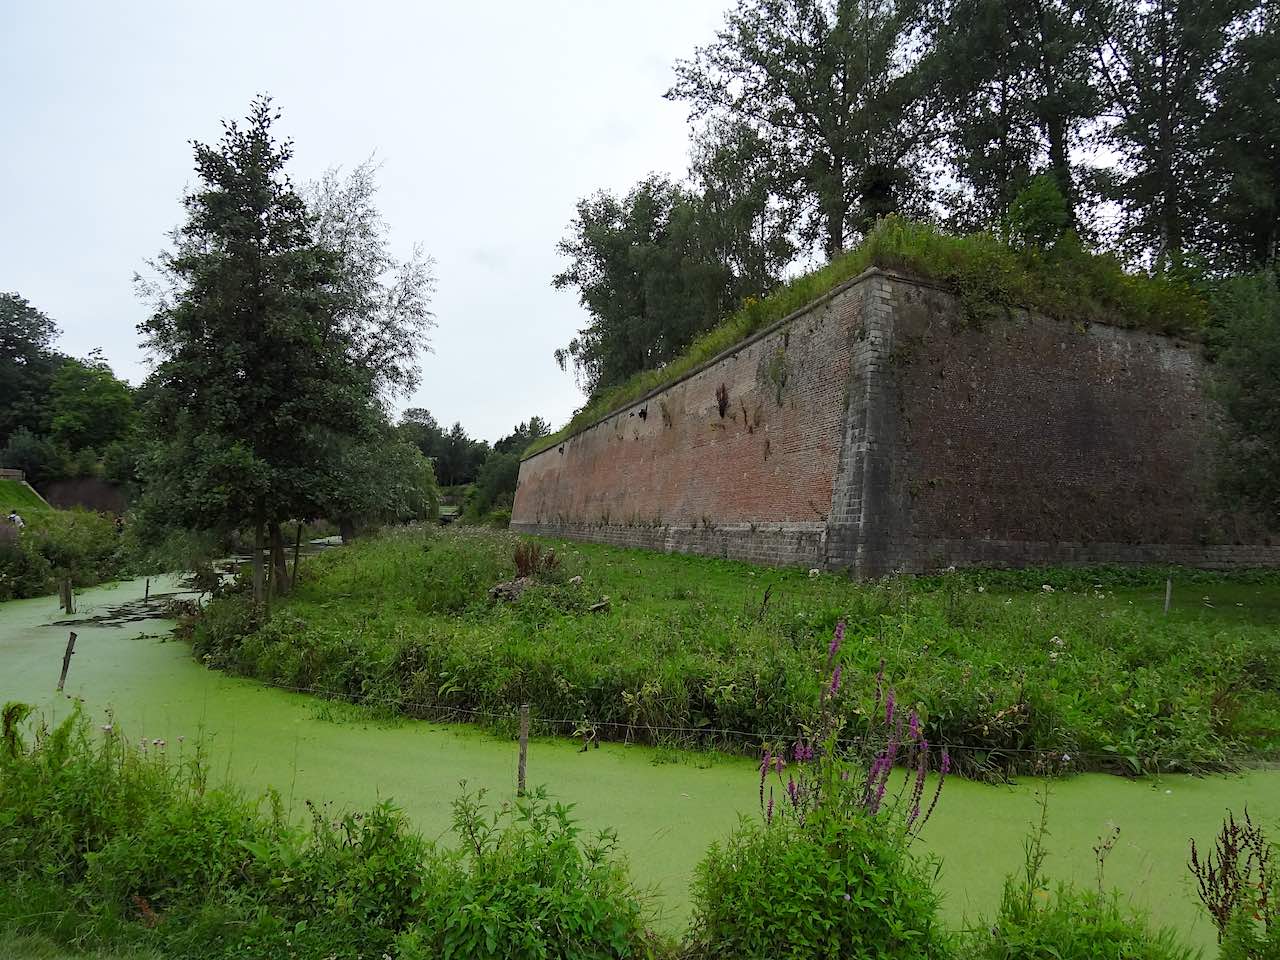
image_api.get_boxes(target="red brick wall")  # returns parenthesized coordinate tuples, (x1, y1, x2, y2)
(512, 282, 866, 565)
(515, 270, 1280, 573)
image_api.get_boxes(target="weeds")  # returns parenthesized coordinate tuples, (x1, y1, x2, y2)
(182, 527, 1280, 779)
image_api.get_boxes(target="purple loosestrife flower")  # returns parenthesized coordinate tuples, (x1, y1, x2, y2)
(909, 710, 920, 741)
(885, 689, 896, 726)
(766, 792, 775, 824)
(829, 665, 842, 697)
(787, 776, 799, 806)
(828, 620, 846, 665)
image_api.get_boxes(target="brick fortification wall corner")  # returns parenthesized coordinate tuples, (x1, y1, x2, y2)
(512, 270, 1280, 574)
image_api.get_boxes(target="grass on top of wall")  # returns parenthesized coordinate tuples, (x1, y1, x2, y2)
(525, 217, 1209, 458)
(185, 526, 1280, 780)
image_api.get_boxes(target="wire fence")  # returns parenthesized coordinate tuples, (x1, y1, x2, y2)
(249, 678, 1236, 773)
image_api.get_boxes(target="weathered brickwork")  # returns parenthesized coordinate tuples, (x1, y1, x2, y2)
(513, 269, 1280, 574)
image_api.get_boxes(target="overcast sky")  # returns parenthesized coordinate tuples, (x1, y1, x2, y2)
(2, 1, 729, 443)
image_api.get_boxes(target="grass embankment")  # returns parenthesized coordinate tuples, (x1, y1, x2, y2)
(189, 526, 1280, 778)
(0, 479, 51, 516)
(526, 217, 1207, 457)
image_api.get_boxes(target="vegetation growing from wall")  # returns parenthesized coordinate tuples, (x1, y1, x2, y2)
(183, 526, 1279, 779)
(527, 217, 1209, 457)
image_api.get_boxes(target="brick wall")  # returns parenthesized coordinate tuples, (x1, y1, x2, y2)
(512, 278, 866, 567)
(513, 269, 1280, 573)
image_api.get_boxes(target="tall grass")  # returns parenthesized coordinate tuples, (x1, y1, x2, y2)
(185, 527, 1280, 778)
(526, 217, 1208, 457)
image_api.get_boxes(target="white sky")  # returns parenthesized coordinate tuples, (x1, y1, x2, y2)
(2, 1, 728, 443)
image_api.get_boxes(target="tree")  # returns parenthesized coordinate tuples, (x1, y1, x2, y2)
(0, 427, 68, 486)
(493, 417, 550, 455)
(48, 351, 135, 452)
(397, 407, 447, 460)
(553, 175, 735, 395)
(1204, 7, 1280, 270)
(1090, 0, 1252, 267)
(432, 422, 489, 487)
(689, 121, 795, 300)
(307, 159, 436, 398)
(928, 0, 1099, 231)
(668, 0, 933, 258)
(138, 97, 433, 600)
(1210, 272, 1280, 528)
(0, 292, 63, 447)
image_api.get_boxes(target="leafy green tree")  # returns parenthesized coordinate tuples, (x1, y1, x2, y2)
(432, 422, 489, 487)
(466, 451, 520, 520)
(48, 352, 135, 452)
(0, 292, 64, 447)
(689, 121, 795, 301)
(1090, 0, 1253, 267)
(397, 407, 448, 460)
(928, 0, 1099, 230)
(138, 97, 433, 600)
(0, 427, 69, 486)
(493, 417, 550, 455)
(1210, 272, 1280, 528)
(1205, 8, 1280, 270)
(669, 0, 932, 257)
(553, 175, 735, 395)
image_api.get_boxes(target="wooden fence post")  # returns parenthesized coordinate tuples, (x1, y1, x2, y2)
(1163, 577, 1172, 615)
(517, 704, 530, 797)
(56, 631, 78, 692)
(145, 577, 150, 603)
(291, 523, 303, 588)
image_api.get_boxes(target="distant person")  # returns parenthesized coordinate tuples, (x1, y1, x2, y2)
(7, 511, 24, 529)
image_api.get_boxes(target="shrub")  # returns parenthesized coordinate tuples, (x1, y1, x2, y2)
(513, 539, 560, 578)
(0, 706, 659, 960)
(690, 814, 945, 959)
(0, 508, 129, 600)
(1191, 808, 1277, 954)
(688, 625, 949, 959)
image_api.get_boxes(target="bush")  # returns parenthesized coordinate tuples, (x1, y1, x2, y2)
(0, 705, 659, 960)
(690, 814, 946, 959)
(0, 508, 129, 600)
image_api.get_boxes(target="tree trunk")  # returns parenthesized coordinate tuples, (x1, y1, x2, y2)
(1046, 115, 1075, 226)
(269, 522, 290, 596)
(339, 517, 356, 544)
(252, 520, 265, 608)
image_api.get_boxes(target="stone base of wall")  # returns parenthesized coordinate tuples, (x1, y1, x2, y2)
(887, 537, 1280, 573)
(509, 521, 828, 569)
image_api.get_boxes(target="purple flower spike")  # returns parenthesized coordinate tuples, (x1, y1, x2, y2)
(829, 664, 842, 697)
(909, 710, 920, 741)
(766, 792, 775, 823)
(787, 776, 799, 805)
(941, 749, 951, 775)
(885, 689, 896, 725)
(828, 620, 846, 665)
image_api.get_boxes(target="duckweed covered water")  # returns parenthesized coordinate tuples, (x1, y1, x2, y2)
(2, 576, 1273, 949)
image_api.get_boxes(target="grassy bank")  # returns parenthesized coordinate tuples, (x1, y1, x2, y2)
(188, 526, 1280, 778)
